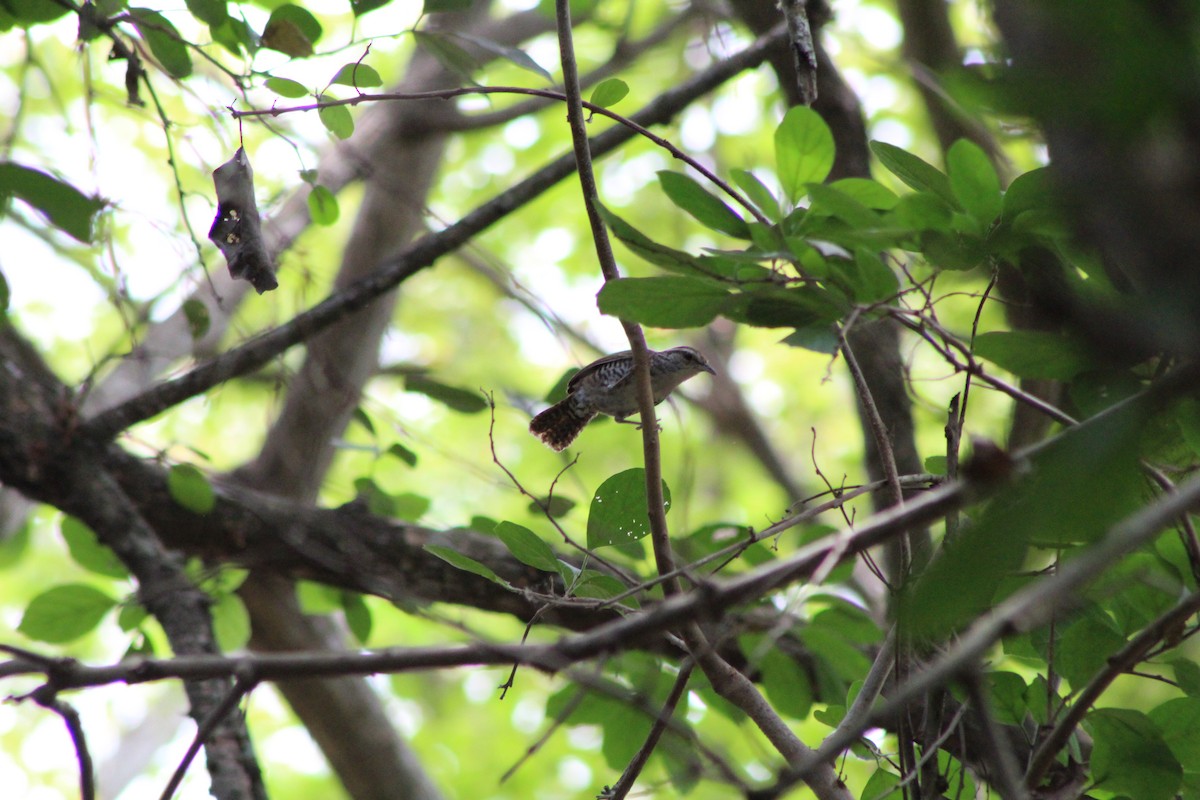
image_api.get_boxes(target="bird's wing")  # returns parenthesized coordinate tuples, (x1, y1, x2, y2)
(567, 350, 632, 393)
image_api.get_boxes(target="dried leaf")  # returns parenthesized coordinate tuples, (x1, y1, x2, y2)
(208, 148, 277, 293)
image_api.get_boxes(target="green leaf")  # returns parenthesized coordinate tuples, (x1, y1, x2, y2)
(182, 299, 210, 340)
(1055, 606, 1126, 689)
(597, 204, 720, 278)
(589, 78, 629, 109)
(495, 521, 559, 572)
(211, 592, 250, 651)
(60, 516, 127, 579)
(1150, 698, 1200, 770)
(828, 177, 900, 210)
(586, 468, 671, 549)
(0, 0, 70, 23)
(987, 672, 1028, 726)
(805, 182, 880, 229)
(167, 463, 216, 514)
(723, 285, 844, 329)
(261, 4, 322, 57)
(861, 769, 903, 800)
(404, 374, 488, 413)
(0, 269, 8, 318)
(974, 330, 1094, 380)
(731, 168, 781, 222)
(774, 106, 834, 203)
(923, 454, 948, 475)
(901, 397, 1147, 637)
(185, 0, 227, 28)
(845, 247, 899, 303)
(528, 495, 575, 518)
(318, 102, 355, 140)
(779, 323, 838, 354)
(308, 184, 339, 225)
(1002, 166, 1053, 222)
(657, 171, 750, 239)
(0, 163, 104, 242)
(266, 76, 309, 98)
(386, 442, 418, 467)
(350, 0, 390, 16)
(19, 584, 116, 644)
(870, 141, 956, 206)
(752, 637, 813, 718)
(342, 592, 372, 643)
(331, 62, 382, 89)
(413, 30, 479, 83)
(451, 32, 552, 81)
(117, 602, 148, 632)
(947, 139, 1002, 224)
(423, 0, 472, 10)
(129, 8, 192, 78)
(391, 492, 431, 521)
(1089, 708, 1182, 800)
(1173, 659, 1200, 697)
(424, 545, 508, 586)
(597, 276, 730, 328)
(571, 572, 635, 605)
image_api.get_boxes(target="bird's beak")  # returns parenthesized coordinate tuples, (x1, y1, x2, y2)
(701, 363, 716, 376)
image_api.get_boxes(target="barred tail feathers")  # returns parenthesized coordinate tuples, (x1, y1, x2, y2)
(529, 397, 595, 451)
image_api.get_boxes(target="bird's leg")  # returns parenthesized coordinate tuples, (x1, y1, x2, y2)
(614, 414, 662, 432)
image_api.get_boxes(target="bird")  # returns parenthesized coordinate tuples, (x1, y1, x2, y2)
(529, 346, 716, 451)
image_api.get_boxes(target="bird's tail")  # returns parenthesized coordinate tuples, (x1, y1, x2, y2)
(529, 397, 595, 451)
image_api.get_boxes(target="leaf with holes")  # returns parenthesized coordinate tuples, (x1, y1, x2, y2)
(587, 468, 671, 549)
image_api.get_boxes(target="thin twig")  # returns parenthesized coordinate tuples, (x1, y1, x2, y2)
(608, 660, 695, 799)
(1024, 589, 1200, 789)
(159, 676, 256, 800)
(30, 687, 95, 800)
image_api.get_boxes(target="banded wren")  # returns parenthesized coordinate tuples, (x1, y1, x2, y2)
(529, 346, 715, 450)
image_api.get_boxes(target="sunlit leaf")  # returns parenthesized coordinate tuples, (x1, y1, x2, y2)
(318, 102, 355, 139)
(425, 545, 508, 586)
(589, 77, 629, 109)
(774, 106, 834, 203)
(331, 62, 383, 89)
(212, 592, 250, 651)
(266, 76, 309, 98)
(308, 184, 340, 224)
(342, 592, 373, 643)
(19, 584, 116, 644)
(60, 516, 127, 579)
(974, 330, 1094, 380)
(947, 138, 1002, 224)
(168, 463, 216, 514)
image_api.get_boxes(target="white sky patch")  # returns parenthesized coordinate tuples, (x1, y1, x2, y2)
(747, 378, 785, 417)
(859, 75, 902, 120)
(511, 696, 545, 733)
(871, 118, 915, 150)
(840, 0, 903, 50)
(261, 726, 329, 776)
(566, 724, 602, 750)
(712, 89, 763, 137)
(599, 150, 667, 204)
(727, 348, 765, 383)
(557, 756, 593, 791)
(463, 669, 501, 702)
(503, 116, 542, 150)
(680, 104, 717, 152)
